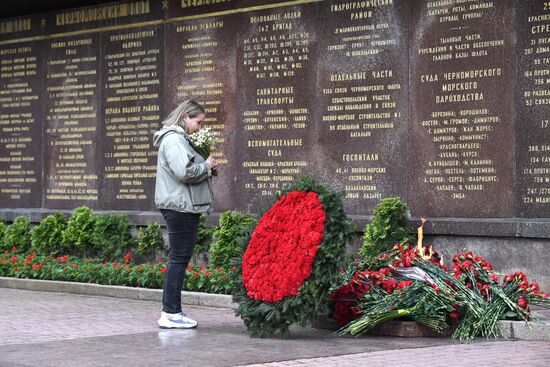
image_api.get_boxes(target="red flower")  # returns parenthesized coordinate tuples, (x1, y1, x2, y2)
(160, 267, 167, 273)
(32, 263, 43, 270)
(396, 280, 413, 290)
(449, 310, 459, 322)
(517, 297, 528, 308)
(330, 270, 373, 327)
(56, 255, 69, 263)
(10, 256, 18, 264)
(451, 252, 497, 300)
(242, 191, 326, 302)
(24, 252, 37, 266)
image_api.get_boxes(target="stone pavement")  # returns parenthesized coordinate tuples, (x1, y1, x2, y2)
(0, 288, 548, 367)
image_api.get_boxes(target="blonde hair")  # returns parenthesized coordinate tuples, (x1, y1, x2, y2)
(161, 100, 205, 130)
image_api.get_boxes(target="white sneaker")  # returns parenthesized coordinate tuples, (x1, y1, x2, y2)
(157, 311, 198, 329)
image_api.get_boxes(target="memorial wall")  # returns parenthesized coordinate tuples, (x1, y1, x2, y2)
(1, 0, 550, 229)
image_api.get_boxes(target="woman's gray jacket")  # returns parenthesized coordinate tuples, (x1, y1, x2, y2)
(153, 126, 213, 213)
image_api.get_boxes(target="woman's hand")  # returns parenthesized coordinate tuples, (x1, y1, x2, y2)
(206, 156, 218, 170)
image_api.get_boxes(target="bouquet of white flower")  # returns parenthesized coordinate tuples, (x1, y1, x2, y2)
(188, 127, 214, 157)
(188, 127, 217, 175)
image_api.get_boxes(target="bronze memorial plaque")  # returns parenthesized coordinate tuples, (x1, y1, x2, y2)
(41, 1, 163, 210)
(165, 14, 238, 212)
(0, 14, 43, 43)
(166, 0, 292, 18)
(0, 41, 43, 208)
(47, 0, 160, 33)
(234, 3, 318, 212)
(43, 34, 102, 209)
(516, 0, 550, 217)
(316, 0, 409, 216)
(2, 0, 550, 226)
(101, 25, 164, 211)
(410, 0, 515, 218)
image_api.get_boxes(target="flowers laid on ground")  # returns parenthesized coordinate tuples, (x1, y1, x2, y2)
(232, 177, 355, 336)
(0, 247, 234, 294)
(331, 221, 550, 340)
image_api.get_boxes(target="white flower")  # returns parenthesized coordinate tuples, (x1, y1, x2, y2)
(188, 127, 215, 157)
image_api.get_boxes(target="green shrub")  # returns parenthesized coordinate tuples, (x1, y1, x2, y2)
(0, 251, 233, 294)
(0, 221, 7, 250)
(31, 212, 66, 256)
(62, 207, 95, 256)
(192, 214, 216, 262)
(91, 213, 134, 261)
(136, 222, 166, 261)
(359, 197, 412, 263)
(210, 210, 257, 269)
(185, 265, 233, 294)
(3, 216, 32, 252)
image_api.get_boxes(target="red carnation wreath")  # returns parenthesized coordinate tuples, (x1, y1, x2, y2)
(231, 178, 354, 336)
(242, 191, 326, 302)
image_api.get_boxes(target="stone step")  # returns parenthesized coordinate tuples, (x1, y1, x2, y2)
(0, 276, 237, 309)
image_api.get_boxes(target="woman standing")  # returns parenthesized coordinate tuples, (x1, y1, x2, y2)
(153, 100, 217, 328)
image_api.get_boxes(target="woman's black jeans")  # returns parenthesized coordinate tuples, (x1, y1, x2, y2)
(160, 209, 201, 314)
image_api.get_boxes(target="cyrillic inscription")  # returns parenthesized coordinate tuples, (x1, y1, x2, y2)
(316, 0, 408, 214)
(44, 36, 100, 207)
(0, 44, 41, 207)
(237, 6, 316, 210)
(410, 0, 514, 217)
(101, 27, 162, 210)
(517, 1, 550, 216)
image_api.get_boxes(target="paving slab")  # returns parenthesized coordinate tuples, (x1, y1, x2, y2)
(0, 288, 548, 367)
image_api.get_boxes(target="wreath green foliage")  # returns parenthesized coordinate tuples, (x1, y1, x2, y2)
(231, 177, 355, 336)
